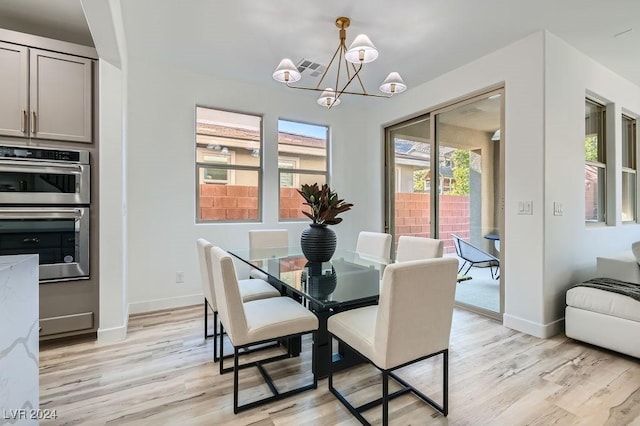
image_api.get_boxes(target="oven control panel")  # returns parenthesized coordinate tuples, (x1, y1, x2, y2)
(0, 145, 88, 164)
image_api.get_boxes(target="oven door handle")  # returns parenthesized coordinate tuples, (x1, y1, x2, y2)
(0, 208, 84, 220)
(0, 160, 85, 174)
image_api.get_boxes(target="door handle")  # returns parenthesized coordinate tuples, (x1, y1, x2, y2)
(22, 237, 41, 244)
(31, 111, 36, 134)
(21, 110, 27, 133)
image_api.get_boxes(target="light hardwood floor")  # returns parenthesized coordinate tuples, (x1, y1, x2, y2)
(39, 306, 640, 425)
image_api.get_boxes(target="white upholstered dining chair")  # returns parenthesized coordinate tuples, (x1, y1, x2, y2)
(248, 229, 289, 280)
(209, 246, 319, 413)
(196, 238, 280, 362)
(395, 235, 444, 262)
(327, 257, 459, 424)
(355, 231, 392, 263)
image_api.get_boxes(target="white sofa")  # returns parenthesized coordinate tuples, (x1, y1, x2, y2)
(565, 250, 640, 358)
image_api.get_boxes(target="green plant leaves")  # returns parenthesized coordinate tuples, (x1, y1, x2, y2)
(296, 183, 353, 225)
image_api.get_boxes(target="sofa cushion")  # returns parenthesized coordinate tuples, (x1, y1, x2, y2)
(632, 241, 640, 263)
(596, 251, 640, 284)
(567, 285, 640, 322)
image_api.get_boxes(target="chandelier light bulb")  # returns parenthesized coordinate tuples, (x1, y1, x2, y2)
(272, 58, 301, 83)
(317, 88, 341, 108)
(379, 72, 407, 94)
(345, 34, 379, 64)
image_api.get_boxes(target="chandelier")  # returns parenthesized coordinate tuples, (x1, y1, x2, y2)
(272, 17, 407, 109)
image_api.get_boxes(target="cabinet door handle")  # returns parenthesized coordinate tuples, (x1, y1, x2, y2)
(21, 110, 27, 133)
(31, 111, 36, 134)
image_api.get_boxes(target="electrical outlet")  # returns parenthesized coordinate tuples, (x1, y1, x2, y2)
(176, 271, 184, 283)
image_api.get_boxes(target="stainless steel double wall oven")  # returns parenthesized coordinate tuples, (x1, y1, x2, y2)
(0, 145, 90, 281)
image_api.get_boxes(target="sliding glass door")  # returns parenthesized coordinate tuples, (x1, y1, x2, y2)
(434, 92, 503, 316)
(385, 116, 432, 252)
(385, 89, 504, 318)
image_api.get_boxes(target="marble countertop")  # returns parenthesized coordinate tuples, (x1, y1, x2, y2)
(0, 254, 39, 425)
(0, 254, 38, 266)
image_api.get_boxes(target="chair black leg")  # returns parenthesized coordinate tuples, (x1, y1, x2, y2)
(233, 347, 240, 414)
(382, 370, 389, 426)
(204, 300, 208, 339)
(312, 331, 318, 389)
(213, 311, 219, 362)
(230, 332, 316, 413)
(215, 320, 282, 371)
(463, 263, 473, 276)
(204, 299, 216, 340)
(443, 349, 449, 416)
(329, 335, 449, 423)
(219, 323, 225, 375)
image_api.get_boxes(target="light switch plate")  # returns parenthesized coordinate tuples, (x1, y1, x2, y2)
(554, 202, 563, 216)
(518, 200, 533, 215)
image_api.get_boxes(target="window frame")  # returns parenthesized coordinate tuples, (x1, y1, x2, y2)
(278, 156, 301, 189)
(201, 151, 237, 184)
(584, 98, 607, 224)
(622, 113, 638, 223)
(195, 105, 263, 223)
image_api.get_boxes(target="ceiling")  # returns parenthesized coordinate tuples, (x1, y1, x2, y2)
(0, 0, 94, 47)
(1, 0, 639, 103)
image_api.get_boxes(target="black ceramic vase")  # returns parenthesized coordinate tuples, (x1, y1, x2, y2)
(300, 223, 337, 262)
(306, 263, 337, 301)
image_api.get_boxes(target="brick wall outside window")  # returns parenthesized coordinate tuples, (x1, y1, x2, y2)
(200, 185, 471, 255)
(394, 193, 470, 254)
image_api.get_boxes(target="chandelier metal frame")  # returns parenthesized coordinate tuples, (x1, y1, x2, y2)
(272, 17, 407, 108)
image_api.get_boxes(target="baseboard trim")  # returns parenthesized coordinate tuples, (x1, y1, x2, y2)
(128, 294, 202, 315)
(97, 324, 127, 344)
(97, 304, 130, 344)
(503, 314, 565, 338)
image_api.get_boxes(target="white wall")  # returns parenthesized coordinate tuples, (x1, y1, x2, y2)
(364, 32, 548, 336)
(97, 59, 128, 342)
(123, 57, 369, 312)
(363, 30, 640, 337)
(98, 17, 640, 339)
(543, 32, 640, 325)
(85, 0, 129, 343)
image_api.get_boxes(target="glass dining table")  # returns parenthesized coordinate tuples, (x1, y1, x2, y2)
(228, 246, 388, 379)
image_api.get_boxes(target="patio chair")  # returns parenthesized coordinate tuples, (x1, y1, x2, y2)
(450, 234, 500, 279)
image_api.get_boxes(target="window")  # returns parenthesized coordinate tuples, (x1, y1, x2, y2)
(278, 157, 300, 188)
(622, 114, 637, 222)
(202, 152, 236, 184)
(584, 99, 606, 223)
(196, 107, 261, 222)
(277, 119, 328, 220)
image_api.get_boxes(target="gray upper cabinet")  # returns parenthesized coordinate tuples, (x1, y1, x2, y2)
(0, 41, 29, 137)
(30, 49, 93, 143)
(0, 41, 94, 143)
